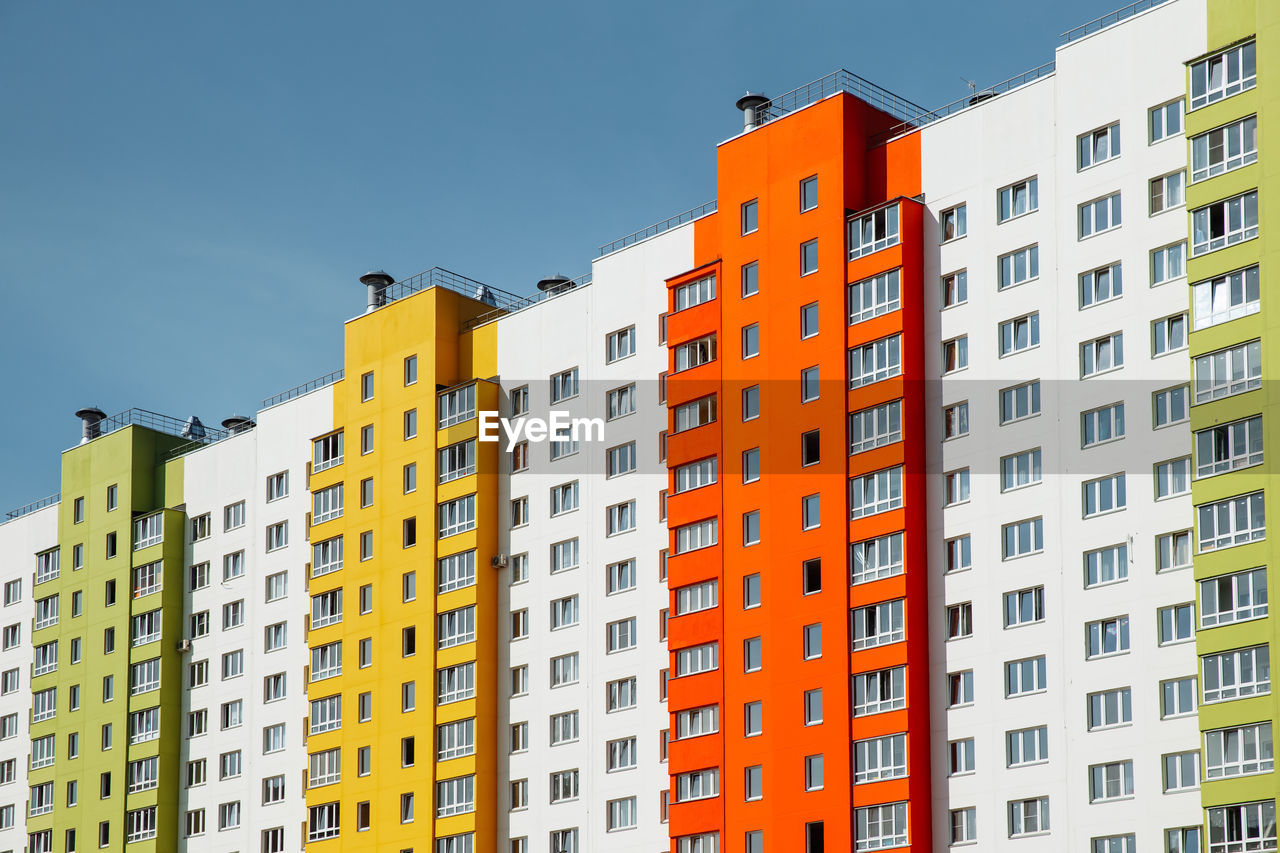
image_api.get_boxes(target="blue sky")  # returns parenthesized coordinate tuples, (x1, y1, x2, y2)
(0, 0, 1132, 510)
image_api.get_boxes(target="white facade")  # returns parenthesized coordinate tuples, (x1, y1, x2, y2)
(177, 388, 332, 852)
(0, 504, 57, 853)
(921, 0, 1204, 849)
(495, 224, 693, 850)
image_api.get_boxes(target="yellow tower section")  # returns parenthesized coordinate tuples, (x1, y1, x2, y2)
(304, 282, 500, 853)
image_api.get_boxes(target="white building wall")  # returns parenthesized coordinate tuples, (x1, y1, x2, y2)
(495, 224, 694, 851)
(0, 503, 58, 853)
(921, 0, 1204, 849)
(177, 388, 332, 852)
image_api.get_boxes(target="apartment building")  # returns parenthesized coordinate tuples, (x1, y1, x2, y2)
(1, 1, 1275, 852)
(0, 502, 57, 853)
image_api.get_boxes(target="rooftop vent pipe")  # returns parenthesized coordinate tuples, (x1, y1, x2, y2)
(221, 415, 256, 434)
(75, 407, 107, 444)
(736, 92, 770, 131)
(360, 270, 395, 312)
(536, 275, 574, 295)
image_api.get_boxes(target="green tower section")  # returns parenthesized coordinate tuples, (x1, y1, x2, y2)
(27, 424, 188, 853)
(1187, 0, 1279, 846)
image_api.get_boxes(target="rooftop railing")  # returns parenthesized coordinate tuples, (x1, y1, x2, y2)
(751, 68, 931, 128)
(97, 408, 229, 445)
(1060, 0, 1170, 45)
(461, 271, 594, 331)
(261, 369, 345, 410)
(871, 61, 1056, 145)
(4, 492, 59, 522)
(597, 201, 717, 259)
(377, 267, 532, 314)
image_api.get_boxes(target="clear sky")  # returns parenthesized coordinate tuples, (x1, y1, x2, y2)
(0, 0, 1134, 511)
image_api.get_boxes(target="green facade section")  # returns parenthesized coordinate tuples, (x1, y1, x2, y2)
(28, 427, 187, 853)
(1189, 0, 1280, 832)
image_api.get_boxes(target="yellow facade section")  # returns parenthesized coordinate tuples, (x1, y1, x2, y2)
(305, 287, 501, 852)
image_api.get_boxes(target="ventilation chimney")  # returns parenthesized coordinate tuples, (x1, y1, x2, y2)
(75, 407, 107, 445)
(736, 92, 770, 131)
(221, 415, 255, 435)
(360, 270, 395, 312)
(536, 275, 574, 295)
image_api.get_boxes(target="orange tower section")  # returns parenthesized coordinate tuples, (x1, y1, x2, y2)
(665, 92, 928, 853)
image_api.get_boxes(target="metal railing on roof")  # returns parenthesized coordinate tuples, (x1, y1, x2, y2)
(1060, 0, 1170, 45)
(597, 201, 717, 259)
(96, 408, 229, 445)
(261, 369, 345, 410)
(461, 271, 594, 331)
(871, 61, 1057, 145)
(4, 492, 59, 521)
(377, 267, 532, 314)
(751, 68, 931, 128)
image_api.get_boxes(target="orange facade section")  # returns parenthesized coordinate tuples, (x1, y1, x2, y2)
(666, 96, 930, 852)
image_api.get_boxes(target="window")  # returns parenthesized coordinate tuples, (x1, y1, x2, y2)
(1000, 380, 1041, 424)
(1004, 586, 1044, 627)
(436, 775, 475, 817)
(1205, 722, 1273, 779)
(799, 175, 818, 211)
(1192, 191, 1259, 256)
(606, 442, 637, 478)
(740, 323, 760, 359)
(854, 666, 906, 716)
(675, 642, 718, 677)
(1002, 517, 1043, 559)
(1150, 170, 1185, 213)
(1078, 123, 1120, 169)
(1151, 316, 1188, 361)
(438, 384, 477, 428)
(224, 501, 245, 531)
(437, 440, 476, 484)
(1162, 677, 1197, 718)
(1081, 402, 1124, 447)
(1079, 192, 1122, 238)
(741, 262, 758, 297)
(800, 239, 819, 275)
(1154, 238, 1189, 283)
(1189, 40, 1256, 109)
(944, 468, 970, 505)
(438, 494, 476, 538)
(741, 384, 759, 419)
(1198, 490, 1266, 551)
(1085, 544, 1128, 587)
(1195, 340, 1262, 404)
(550, 653, 580, 687)
(674, 274, 716, 311)
(1150, 98, 1182, 142)
(941, 203, 966, 241)
(133, 514, 163, 549)
(606, 737, 637, 771)
(1008, 797, 1050, 837)
(854, 734, 906, 783)
(307, 803, 340, 842)
(1081, 332, 1123, 377)
(550, 711, 580, 745)
(606, 618, 636, 652)
(851, 599, 905, 650)
(848, 204, 899, 259)
(999, 448, 1041, 492)
(851, 467, 902, 518)
(998, 245, 1038, 289)
(1207, 802, 1276, 853)
(312, 433, 344, 471)
(1080, 262, 1122, 307)
(265, 521, 288, 551)
(1155, 457, 1191, 499)
(1201, 645, 1270, 703)
(854, 802, 907, 851)
(1164, 751, 1199, 792)
(675, 519, 717, 554)
(675, 580, 718, 615)
(942, 401, 968, 440)
(946, 602, 972, 640)
(848, 533, 903, 586)
(951, 808, 977, 846)
(1086, 616, 1130, 658)
(848, 269, 900, 323)
(438, 606, 475, 649)
(1008, 726, 1049, 767)
(1089, 761, 1134, 802)
(1005, 656, 1046, 697)
(942, 269, 967, 307)
(741, 447, 760, 483)
(1193, 265, 1260, 329)
(946, 670, 975, 707)
(312, 483, 343, 524)
(998, 177, 1037, 222)
(438, 662, 475, 704)
(944, 534, 971, 574)
(1192, 115, 1258, 182)
(1201, 567, 1268, 627)
(999, 313, 1039, 356)
(741, 199, 758, 234)
(800, 301, 819, 338)
(549, 768, 580, 804)
(674, 395, 717, 433)
(606, 326, 636, 362)
(742, 636, 762, 671)
(551, 538, 580, 572)
(942, 336, 968, 373)
(606, 677, 637, 710)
